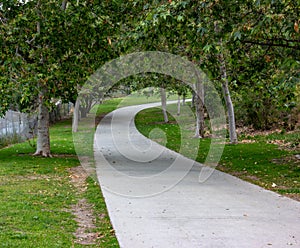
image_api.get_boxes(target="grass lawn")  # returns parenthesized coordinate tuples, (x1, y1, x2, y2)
(1, 96, 298, 247)
(0, 105, 120, 247)
(135, 104, 300, 201)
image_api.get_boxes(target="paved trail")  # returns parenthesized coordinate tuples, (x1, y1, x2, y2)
(94, 102, 300, 248)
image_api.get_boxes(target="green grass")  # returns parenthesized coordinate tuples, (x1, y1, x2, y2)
(116, 90, 179, 108)
(135, 107, 182, 152)
(90, 98, 123, 116)
(135, 104, 300, 200)
(0, 111, 120, 246)
(90, 89, 184, 116)
(85, 177, 119, 247)
(1, 96, 298, 247)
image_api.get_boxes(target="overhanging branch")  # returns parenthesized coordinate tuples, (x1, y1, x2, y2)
(244, 40, 300, 50)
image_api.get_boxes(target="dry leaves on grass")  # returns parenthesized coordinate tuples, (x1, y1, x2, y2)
(240, 139, 256, 144)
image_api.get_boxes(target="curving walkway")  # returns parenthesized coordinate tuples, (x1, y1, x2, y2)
(94, 102, 300, 248)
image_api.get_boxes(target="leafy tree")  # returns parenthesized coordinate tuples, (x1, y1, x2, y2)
(128, 0, 299, 137)
(0, 0, 116, 156)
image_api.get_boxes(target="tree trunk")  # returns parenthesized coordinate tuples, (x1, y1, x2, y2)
(215, 22, 238, 144)
(182, 94, 186, 106)
(194, 82, 205, 138)
(72, 99, 80, 133)
(80, 107, 87, 118)
(34, 95, 51, 157)
(160, 87, 168, 123)
(191, 91, 196, 108)
(80, 97, 93, 118)
(56, 104, 61, 121)
(177, 94, 181, 116)
(219, 54, 238, 144)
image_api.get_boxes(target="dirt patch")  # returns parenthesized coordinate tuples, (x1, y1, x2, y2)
(272, 155, 300, 167)
(285, 194, 300, 202)
(150, 120, 177, 125)
(237, 127, 300, 150)
(236, 127, 283, 136)
(16, 153, 78, 158)
(71, 198, 98, 245)
(230, 172, 260, 181)
(52, 154, 78, 158)
(77, 156, 96, 179)
(267, 139, 298, 150)
(69, 166, 89, 193)
(0, 174, 62, 184)
(244, 175, 260, 181)
(240, 139, 256, 144)
(229, 171, 247, 177)
(95, 114, 107, 126)
(68, 166, 98, 245)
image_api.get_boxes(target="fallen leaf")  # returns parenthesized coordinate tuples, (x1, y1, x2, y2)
(294, 21, 299, 33)
(107, 37, 112, 45)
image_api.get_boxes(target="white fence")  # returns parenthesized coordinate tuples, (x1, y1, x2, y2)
(0, 103, 73, 147)
(0, 111, 37, 144)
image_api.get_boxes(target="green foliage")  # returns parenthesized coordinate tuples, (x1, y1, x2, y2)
(1, 0, 299, 142)
(0, 0, 117, 114)
(128, 0, 300, 130)
(233, 78, 298, 130)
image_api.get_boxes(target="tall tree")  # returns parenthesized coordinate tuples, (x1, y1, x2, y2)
(160, 87, 169, 123)
(129, 0, 299, 136)
(0, 0, 117, 156)
(193, 82, 205, 138)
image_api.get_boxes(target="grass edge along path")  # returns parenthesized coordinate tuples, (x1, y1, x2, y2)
(0, 100, 121, 247)
(135, 105, 300, 202)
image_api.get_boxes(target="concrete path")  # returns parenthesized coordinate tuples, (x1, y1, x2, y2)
(94, 102, 300, 248)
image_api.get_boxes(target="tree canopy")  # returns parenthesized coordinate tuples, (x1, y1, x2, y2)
(0, 0, 299, 155)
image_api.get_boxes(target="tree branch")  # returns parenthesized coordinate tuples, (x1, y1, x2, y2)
(15, 46, 26, 61)
(61, 0, 67, 10)
(37, 21, 40, 34)
(243, 40, 300, 50)
(265, 38, 300, 43)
